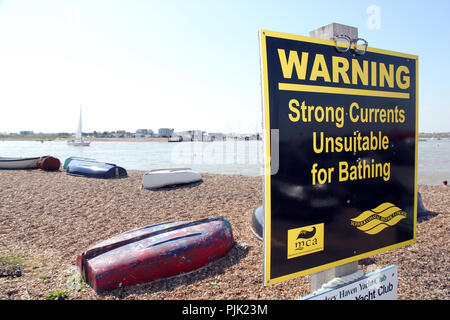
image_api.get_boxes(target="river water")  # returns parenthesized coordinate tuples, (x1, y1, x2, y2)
(0, 138, 448, 185)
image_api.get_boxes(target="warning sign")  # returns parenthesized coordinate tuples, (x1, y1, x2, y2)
(259, 30, 418, 285)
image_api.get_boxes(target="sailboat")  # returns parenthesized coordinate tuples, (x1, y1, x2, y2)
(67, 105, 91, 146)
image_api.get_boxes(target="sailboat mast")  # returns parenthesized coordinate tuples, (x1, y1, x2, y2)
(76, 104, 82, 140)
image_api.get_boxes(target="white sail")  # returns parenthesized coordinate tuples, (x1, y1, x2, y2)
(68, 104, 90, 146)
(75, 105, 83, 140)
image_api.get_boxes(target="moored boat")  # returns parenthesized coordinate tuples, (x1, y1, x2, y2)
(142, 168, 202, 189)
(66, 159, 127, 179)
(77, 217, 234, 292)
(168, 135, 182, 142)
(67, 140, 90, 146)
(0, 157, 40, 169)
(67, 105, 90, 147)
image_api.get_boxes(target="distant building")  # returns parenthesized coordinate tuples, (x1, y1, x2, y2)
(136, 129, 155, 138)
(207, 133, 224, 141)
(172, 130, 206, 141)
(135, 129, 148, 138)
(115, 130, 126, 138)
(192, 130, 205, 141)
(158, 128, 174, 137)
(136, 129, 148, 135)
(173, 131, 192, 141)
(20, 131, 34, 136)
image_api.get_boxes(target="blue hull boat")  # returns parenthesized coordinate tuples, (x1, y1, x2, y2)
(66, 159, 127, 179)
(63, 157, 96, 169)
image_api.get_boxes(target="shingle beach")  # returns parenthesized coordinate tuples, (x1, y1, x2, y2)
(0, 169, 448, 300)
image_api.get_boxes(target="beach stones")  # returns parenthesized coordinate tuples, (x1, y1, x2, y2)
(0, 260, 22, 278)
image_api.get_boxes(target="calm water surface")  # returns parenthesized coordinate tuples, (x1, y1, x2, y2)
(0, 140, 263, 176)
(1, 138, 448, 185)
(417, 138, 450, 185)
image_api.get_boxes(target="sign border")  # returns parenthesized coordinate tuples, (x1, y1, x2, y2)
(259, 29, 418, 286)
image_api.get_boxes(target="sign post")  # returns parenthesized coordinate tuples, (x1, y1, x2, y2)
(309, 23, 360, 292)
(259, 27, 418, 287)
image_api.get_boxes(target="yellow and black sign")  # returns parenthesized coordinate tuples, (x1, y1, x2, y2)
(259, 30, 418, 285)
(350, 202, 407, 235)
(287, 223, 324, 259)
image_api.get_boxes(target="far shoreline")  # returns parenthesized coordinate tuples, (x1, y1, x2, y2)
(1, 133, 449, 143)
(1, 136, 170, 143)
(0, 137, 262, 143)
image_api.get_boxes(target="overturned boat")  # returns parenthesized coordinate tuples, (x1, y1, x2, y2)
(142, 168, 202, 189)
(77, 217, 234, 292)
(63, 157, 95, 169)
(0, 157, 40, 169)
(66, 159, 127, 179)
(37, 156, 61, 171)
(251, 205, 263, 240)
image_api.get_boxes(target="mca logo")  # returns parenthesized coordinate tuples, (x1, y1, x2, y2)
(287, 223, 324, 259)
(351, 202, 407, 235)
(296, 226, 317, 240)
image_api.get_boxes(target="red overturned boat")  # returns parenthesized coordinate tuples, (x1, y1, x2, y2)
(37, 156, 61, 171)
(77, 217, 234, 292)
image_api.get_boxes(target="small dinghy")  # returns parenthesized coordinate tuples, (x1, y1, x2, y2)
(251, 205, 263, 240)
(37, 156, 61, 171)
(63, 157, 95, 169)
(0, 157, 40, 169)
(77, 217, 234, 292)
(142, 168, 202, 189)
(66, 159, 127, 179)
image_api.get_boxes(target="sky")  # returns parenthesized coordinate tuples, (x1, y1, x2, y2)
(0, 0, 449, 134)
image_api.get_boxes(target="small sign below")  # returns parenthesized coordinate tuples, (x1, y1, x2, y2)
(301, 265, 398, 300)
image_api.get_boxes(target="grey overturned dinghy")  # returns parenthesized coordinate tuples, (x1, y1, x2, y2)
(0, 157, 40, 169)
(251, 205, 263, 240)
(142, 168, 202, 189)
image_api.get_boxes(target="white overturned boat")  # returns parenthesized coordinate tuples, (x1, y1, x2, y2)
(142, 168, 202, 189)
(0, 157, 40, 169)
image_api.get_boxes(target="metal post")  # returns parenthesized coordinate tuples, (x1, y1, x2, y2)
(308, 23, 360, 293)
